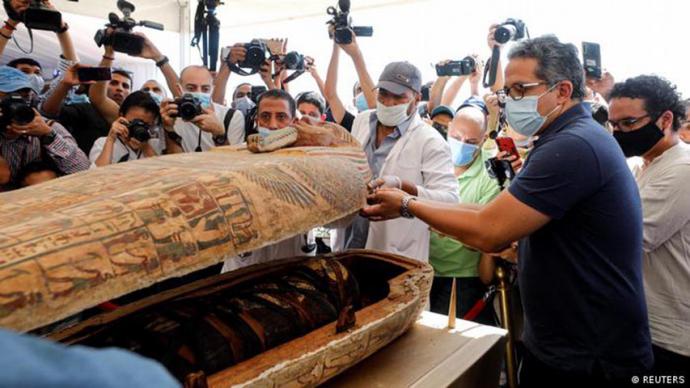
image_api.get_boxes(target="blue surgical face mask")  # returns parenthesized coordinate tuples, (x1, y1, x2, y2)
(355, 93, 368, 112)
(232, 96, 255, 115)
(146, 91, 163, 105)
(65, 89, 90, 105)
(190, 92, 212, 109)
(28, 74, 45, 94)
(448, 136, 479, 167)
(504, 84, 561, 138)
(257, 126, 272, 137)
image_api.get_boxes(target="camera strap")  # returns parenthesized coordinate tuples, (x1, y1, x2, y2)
(281, 69, 306, 84)
(228, 63, 259, 76)
(12, 26, 34, 54)
(482, 46, 501, 88)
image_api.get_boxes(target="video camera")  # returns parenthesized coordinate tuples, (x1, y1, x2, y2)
(436, 56, 476, 77)
(94, 0, 164, 56)
(225, 40, 268, 76)
(326, 0, 373, 44)
(494, 18, 527, 44)
(127, 119, 152, 142)
(0, 95, 36, 132)
(2, 0, 62, 31)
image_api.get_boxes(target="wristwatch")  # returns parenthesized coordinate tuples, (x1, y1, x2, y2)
(155, 56, 169, 68)
(400, 195, 417, 219)
(40, 129, 57, 145)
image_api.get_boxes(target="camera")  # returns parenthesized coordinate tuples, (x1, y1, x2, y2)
(0, 95, 36, 132)
(94, 0, 164, 56)
(127, 119, 152, 142)
(226, 40, 267, 75)
(436, 56, 476, 77)
(327, 0, 373, 44)
(173, 94, 203, 121)
(282, 51, 306, 71)
(494, 18, 527, 44)
(2, 0, 62, 31)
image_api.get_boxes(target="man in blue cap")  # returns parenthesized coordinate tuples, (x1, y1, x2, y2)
(429, 105, 455, 138)
(0, 66, 89, 190)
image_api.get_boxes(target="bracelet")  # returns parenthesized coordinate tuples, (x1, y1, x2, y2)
(102, 54, 115, 61)
(400, 195, 417, 219)
(57, 23, 68, 34)
(0, 31, 10, 40)
(155, 56, 169, 68)
(3, 21, 16, 31)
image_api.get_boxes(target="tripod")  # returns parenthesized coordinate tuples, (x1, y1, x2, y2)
(192, 0, 222, 72)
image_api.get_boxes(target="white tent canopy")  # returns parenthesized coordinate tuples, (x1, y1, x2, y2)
(1, 0, 688, 99)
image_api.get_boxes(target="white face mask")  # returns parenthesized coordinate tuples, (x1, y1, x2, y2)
(376, 101, 410, 127)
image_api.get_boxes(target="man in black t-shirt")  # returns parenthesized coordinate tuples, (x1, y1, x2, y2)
(362, 35, 653, 387)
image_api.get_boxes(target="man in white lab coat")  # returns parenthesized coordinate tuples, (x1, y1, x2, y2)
(333, 61, 459, 261)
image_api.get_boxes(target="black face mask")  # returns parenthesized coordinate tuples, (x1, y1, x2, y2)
(613, 121, 665, 157)
(432, 122, 448, 139)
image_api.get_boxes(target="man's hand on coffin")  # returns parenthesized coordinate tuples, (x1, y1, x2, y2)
(292, 121, 352, 147)
(191, 105, 224, 136)
(361, 188, 406, 221)
(7, 109, 52, 138)
(160, 99, 177, 132)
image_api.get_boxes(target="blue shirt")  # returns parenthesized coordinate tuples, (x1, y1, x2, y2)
(0, 328, 179, 387)
(345, 112, 415, 249)
(508, 103, 653, 378)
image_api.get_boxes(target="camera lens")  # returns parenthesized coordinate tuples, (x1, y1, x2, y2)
(495, 24, 517, 44)
(128, 119, 151, 142)
(283, 52, 303, 70)
(244, 44, 265, 69)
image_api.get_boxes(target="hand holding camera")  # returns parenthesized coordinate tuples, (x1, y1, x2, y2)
(435, 56, 476, 77)
(191, 105, 224, 137)
(108, 117, 130, 142)
(4, 0, 63, 31)
(6, 108, 51, 138)
(160, 99, 178, 131)
(94, 0, 164, 56)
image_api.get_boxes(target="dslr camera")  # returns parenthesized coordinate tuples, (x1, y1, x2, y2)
(225, 39, 268, 75)
(127, 119, 152, 142)
(327, 0, 373, 44)
(2, 0, 62, 31)
(172, 94, 203, 122)
(494, 18, 527, 44)
(94, 0, 164, 56)
(282, 51, 306, 71)
(436, 56, 476, 77)
(0, 95, 36, 132)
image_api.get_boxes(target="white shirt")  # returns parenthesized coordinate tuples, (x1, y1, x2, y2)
(331, 111, 459, 262)
(635, 143, 690, 356)
(172, 103, 245, 152)
(88, 137, 162, 167)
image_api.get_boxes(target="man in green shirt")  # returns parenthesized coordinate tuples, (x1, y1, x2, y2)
(429, 98, 501, 325)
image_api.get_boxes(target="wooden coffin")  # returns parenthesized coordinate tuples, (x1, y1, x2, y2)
(0, 145, 433, 386)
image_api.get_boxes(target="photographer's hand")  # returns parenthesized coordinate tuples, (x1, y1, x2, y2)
(259, 60, 277, 90)
(135, 32, 164, 62)
(486, 24, 505, 92)
(191, 106, 224, 136)
(484, 93, 500, 132)
(7, 109, 52, 138)
(338, 29, 376, 109)
(469, 55, 483, 96)
(160, 99, 178, 132)
(228, 43, 246, 65)
(108, 118, 129, 142)
(496, 150, 523, 173)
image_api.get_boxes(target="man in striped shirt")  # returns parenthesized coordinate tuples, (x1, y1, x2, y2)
(0, 66, 89, 190)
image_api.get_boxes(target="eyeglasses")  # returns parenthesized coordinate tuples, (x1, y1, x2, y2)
(608, 114, 651, 131)
(499, 82, 550, 102)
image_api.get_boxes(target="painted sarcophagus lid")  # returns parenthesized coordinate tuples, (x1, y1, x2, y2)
(0, 145, 432, 387)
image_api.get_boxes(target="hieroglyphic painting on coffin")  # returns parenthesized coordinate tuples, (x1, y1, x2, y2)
(0, 146, 370, 332)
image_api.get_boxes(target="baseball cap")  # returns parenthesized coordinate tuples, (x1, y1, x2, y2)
(431, 105, 455, 120)
(375, 61, 422, 95)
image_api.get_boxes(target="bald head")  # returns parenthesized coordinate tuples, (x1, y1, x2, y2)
(180, 65, 213, 94)
(448, 106, 487, 144)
